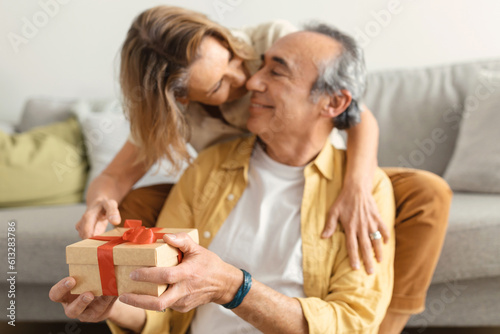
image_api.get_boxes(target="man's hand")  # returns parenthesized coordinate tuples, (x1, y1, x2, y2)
(119, 233, 242, 313)
(76, 199, 121, 239)
(49, 277, 117, 323)
(322, 183, 389, 274)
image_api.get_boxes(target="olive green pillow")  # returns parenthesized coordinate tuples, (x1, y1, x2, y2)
(0, 117, 88, 207)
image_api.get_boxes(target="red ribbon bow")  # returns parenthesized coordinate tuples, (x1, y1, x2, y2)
(121, 220, 160, 244)
(91, 220, 182, 296)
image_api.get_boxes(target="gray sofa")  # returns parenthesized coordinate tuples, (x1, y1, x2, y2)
(1, 58, 499, 328)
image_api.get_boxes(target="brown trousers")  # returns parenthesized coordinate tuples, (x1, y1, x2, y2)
(118, 168, 452, 314)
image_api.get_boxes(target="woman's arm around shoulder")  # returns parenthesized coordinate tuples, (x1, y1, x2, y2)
(323, 106, 390, 275)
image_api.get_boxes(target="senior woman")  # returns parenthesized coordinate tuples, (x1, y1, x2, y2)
(67, 6, 451, 333)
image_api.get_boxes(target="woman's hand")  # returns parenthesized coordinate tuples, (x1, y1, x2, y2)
(322, 183, 389, 275)
(118, 233, 242, 313)
(76, 141, 150, 240)
(76, 199, 121, 239)
(49, 277, 117, 323)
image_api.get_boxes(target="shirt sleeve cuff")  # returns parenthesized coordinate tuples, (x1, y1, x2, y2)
(106, 309, 171, 334)
(141, 309, 172, 334)
(106, 319, 132, 334)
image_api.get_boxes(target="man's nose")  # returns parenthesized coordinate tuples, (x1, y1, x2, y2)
(246, 70, 265, 92)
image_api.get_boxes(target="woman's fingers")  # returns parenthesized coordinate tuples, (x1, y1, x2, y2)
(76, 199, 121, 239)
(370, 209, 388, 263)
(375, 212, 390, 244)
(371, 237, 384, 264)
(345, 228, 361, 270)
(322, 207, 339, 239)
(359, 231, 375, 275)
(102, 199, 121, 226)
(330, 184, 390, 273)
(76, 204, 103, 239)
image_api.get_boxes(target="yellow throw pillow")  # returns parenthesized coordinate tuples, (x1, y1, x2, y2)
(0, 117, 88, 207)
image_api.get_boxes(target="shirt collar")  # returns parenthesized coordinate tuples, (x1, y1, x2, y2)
(221, 135, 335, 181)
(308, 139, 336, 181)
(220, 135, 257, 171)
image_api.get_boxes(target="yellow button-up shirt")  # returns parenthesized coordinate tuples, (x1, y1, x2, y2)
(108, 135, 395, 334)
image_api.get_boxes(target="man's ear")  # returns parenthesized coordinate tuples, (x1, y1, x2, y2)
(321, 89, 353, 118)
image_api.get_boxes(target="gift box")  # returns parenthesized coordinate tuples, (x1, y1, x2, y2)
(66, 220, 198, 297)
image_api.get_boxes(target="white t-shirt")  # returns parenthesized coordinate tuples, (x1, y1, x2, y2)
(189, 143, 307, 334)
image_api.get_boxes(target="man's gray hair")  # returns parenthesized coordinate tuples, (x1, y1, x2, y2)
(305, 23, 366, 130)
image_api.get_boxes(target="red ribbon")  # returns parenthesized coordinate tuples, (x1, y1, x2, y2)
(91, 220, 182, 296)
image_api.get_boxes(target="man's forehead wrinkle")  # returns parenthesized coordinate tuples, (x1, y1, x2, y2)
(290, 31, 341, 60)
(271, 34, 330, 72)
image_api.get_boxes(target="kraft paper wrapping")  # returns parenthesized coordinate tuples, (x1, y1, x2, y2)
(66, 227, 199, 296)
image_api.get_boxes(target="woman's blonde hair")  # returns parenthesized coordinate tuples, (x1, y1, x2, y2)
(120, 5, 253, 172)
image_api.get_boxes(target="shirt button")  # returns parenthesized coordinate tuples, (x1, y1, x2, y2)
(203, 231, 211, 239)
(227, 194, 235, 201)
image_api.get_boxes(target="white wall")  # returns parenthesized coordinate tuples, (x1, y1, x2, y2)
(1, 0, 499, 123)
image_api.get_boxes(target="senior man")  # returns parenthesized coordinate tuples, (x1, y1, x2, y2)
(50, 24, 395, 333)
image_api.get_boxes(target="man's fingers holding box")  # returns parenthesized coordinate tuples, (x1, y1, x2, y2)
(49, 277, 77, 304)
(162, 232, 199, 254)
(77, 295, 118, 323)
(130, 266, 183, 284)
(120, 282, 188, 312)
(127, 232, 200, 284)
(130, 233, 200, 284)
(50, 276, 119, 322)
(64, 292, 95, 319)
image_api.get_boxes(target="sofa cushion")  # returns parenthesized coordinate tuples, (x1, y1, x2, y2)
(0, 121, 15, 134)
(443, 70, 500, 193)
(0, 117, 88, 208)
(408, 276, 500, 327)
(72, 100, 196, 193)
(17, 98, 75, 132)
(365, 58, 500, 176)
(431, 192, 500, 284)
(0, 204, 86, 285)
